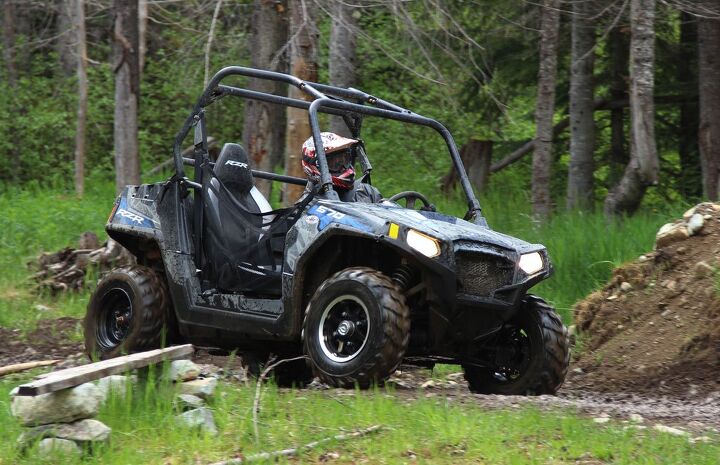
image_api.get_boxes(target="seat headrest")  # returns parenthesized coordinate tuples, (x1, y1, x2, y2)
(214, 143, 254, 193)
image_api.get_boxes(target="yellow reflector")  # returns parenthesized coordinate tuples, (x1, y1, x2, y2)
(388, 223, 399, 239)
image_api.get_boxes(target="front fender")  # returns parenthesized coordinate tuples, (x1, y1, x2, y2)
(106, 184, 165, 256)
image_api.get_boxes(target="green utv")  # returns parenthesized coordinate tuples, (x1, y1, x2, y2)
(84, 67, 570, 394)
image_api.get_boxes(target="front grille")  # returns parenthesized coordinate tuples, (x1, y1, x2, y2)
(455, 252, 515, 296)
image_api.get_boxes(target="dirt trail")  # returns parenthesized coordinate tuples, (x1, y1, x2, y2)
(1, 324, 717, 433)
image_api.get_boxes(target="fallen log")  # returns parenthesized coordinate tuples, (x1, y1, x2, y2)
(29, 234, 134, 294)
(0, 360, 60, 377)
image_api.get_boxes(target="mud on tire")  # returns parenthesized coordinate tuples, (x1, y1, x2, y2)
(463, 295, 569, 395)
(303, 267, 410, 388)
(84, 265, 175, 360)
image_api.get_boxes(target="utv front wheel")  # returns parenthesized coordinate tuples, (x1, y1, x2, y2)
(84, 265, 173, 360)
(303, 267, 410, 388)
(463, 295, 569, 395)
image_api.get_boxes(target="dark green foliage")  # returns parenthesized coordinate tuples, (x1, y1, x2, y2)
(0, 1, 704, 210)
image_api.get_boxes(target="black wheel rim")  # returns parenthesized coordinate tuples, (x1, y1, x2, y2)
(489, 325, 532, 384)
(96, 288, 133, 351)
(318, 295, 370, 363)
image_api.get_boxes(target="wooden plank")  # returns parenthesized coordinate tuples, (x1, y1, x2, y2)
(15, 344, 194, 396)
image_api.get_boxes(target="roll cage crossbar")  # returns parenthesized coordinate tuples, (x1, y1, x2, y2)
(172, 66, 484, 222)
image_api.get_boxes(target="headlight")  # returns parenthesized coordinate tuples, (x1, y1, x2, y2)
(518, 252, 544, 275)
(406, 229, 440, 258)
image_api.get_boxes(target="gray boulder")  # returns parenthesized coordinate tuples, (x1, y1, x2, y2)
(165, 360, 201, 382)
(37, 438, 82, 458)
(11, 383, 103, 426)
(19, 419, 111, 448)
(176, 407, 218, 436)
(174, 394, 205, 411)
(179, 377, 217, 400)
(655, 222, 689, 249)
(687, 213, 705, 235)
(96, 375, 134, 403)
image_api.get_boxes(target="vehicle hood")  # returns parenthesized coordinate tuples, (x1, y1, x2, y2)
(321, 201, 544, 254)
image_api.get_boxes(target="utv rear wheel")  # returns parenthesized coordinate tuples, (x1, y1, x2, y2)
(303, 267, 410, 388)
(463, 295, 569, 395)
(84, 266, 174, 360)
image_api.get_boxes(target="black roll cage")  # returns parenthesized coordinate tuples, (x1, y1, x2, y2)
(172, 66, 484, 222)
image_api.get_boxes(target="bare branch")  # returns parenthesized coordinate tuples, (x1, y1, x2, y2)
(252, 355, 309, 446)
(208, 425, 384, 465)
(204, 0, 224, 88)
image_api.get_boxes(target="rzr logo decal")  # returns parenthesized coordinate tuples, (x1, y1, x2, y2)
(225, 160, 248, 169)
(116, 208, 146, 224)
(111, 196, 156, 229)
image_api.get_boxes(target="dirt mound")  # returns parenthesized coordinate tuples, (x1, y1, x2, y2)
(572, 203, 720, 397)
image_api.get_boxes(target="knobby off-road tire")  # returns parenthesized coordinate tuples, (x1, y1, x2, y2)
(463, 295, 569, 395)
(84, 265, 174, 360)
(303, 267, 411, 388)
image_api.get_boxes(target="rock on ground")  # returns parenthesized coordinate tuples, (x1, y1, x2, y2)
(165, 360, 200, 382)
(687, 213, 705, 235)
(655, 222, 689, 249)
(179, 377, 217, 400)
(37, 438, 82, 458)
(653, 424, 689, 436)
(174, 394, 205, 411)
(96, 375, 134, 402)
(175, 407, 218, 436)
(11, 383, 103, 426)
(18, 419, 111, 448)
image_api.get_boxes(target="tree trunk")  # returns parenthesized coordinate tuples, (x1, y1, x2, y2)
(441, 140, 492, 193)
(608, 25, 628, 187)
(678, 12, 700, 200)
(698, 11, 720, 200)
(604, 0, 658, 217)
(113, 0, 141, 193)
(531, 0, 561, 221)
(56, 0, 78, 78)
(328, 1, 357, 137)
(567, 0, 595, 210)
(242, 0, 288, 198)
(74, 0, 87, 196)
(283, 0, 318, 205)
(138, 0, 147, 75)
(2, 0, 17, 87)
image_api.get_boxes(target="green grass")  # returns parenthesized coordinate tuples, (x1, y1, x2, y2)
(0, 373, 717, 464)
(0, 180, 115, 329)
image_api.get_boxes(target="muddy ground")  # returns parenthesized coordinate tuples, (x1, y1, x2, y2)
(1, 318, 717, 434)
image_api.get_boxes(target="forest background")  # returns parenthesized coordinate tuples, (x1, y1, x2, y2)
(2, 0, 720, 322)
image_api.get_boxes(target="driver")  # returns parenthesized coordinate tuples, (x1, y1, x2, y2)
(301, 132, 382, 203)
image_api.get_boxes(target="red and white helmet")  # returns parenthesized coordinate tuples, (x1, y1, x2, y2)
(301, 132, 358, 190)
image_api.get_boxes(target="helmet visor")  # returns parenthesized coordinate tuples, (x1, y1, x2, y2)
(326, 148, 354, 173)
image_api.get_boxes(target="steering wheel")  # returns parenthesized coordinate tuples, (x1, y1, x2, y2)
(387, 191, 435, 211)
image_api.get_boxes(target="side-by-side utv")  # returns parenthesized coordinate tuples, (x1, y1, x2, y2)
(84, 67, 570, 394)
